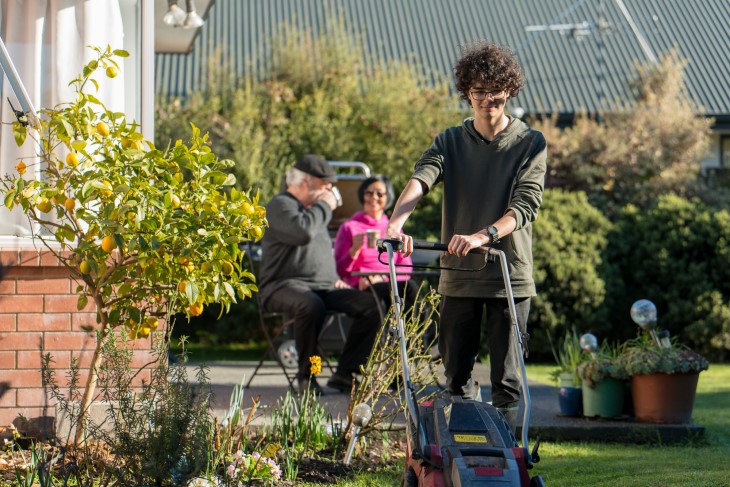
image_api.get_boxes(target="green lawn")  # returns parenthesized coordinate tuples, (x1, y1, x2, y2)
(531, 363, 730, 487)
(306, 363, 730, 487)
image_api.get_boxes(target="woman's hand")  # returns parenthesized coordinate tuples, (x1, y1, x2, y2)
(358, 274, 385, 291)
(350, 233, 366, 258)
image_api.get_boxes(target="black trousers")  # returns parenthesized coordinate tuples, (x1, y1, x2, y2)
(439, 295, 531, 409)
(265, 282, 382, 380)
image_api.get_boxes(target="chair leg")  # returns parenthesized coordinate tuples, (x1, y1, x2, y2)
(246, 318, 297, 390)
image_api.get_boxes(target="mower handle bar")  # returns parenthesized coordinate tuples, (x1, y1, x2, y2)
(376, 238, 492, 255)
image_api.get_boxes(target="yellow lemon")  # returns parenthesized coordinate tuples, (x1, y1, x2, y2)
(16, 161, 27, 174)
(180, 256, 194, 272)
(131, 140, 144, 151)
(101, 235, 117, 253)
(170, 194, 181, 208)
(79, 260, 92, 274)
(221, 261, 234, 275)
(242, 202, 255, 216)
(105, 66, 118, 78)
(252, 226, 264, 241)
(188, 303, 204, 317)
(64, 198, 76, 212)
(66, 152, 80, 167)
(37, 197, 53, 213)
(96, 121, 110, 137)
(137, 326, 151, 338)
(128, 328, 138, 340)
(200, 262, 214, 273)
(144, 316, 159, 330)
(178, 280, 187, 293)
(100, 180, 113, 197)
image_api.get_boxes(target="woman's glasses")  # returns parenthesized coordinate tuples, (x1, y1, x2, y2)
(364, 190, 387, 198)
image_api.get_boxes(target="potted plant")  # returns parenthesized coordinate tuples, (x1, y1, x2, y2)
(548, 328, 586, 416)
(576, 337, 629, 419)
(618, 334, 709, 423)
(620, 298, 710, 423)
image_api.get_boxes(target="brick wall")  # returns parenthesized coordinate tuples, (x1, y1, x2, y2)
(0, 248, 153, 432)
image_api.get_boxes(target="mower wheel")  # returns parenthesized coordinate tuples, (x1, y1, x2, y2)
(530, 475, 547, 487)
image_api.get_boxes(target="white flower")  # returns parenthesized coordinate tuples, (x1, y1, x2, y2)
(186, 477, 216, 487)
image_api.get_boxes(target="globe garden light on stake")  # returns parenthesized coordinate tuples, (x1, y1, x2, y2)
(580, 333, 598, 358)
(630, 299, 670, 348)
(344, 403, 372, 465)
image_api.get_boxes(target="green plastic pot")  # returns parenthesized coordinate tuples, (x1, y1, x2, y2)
(582, 377, 625, 418)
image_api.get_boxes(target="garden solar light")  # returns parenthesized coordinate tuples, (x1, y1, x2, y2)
(630, 299, 665, 347)
(580, 333, 598, 358)
(344, 403, 372, 465)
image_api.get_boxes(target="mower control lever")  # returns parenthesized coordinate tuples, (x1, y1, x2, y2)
(531, 435, 541, 465)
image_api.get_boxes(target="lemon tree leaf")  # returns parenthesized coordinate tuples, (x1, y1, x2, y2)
(77, 294, 88, 311)
(12, 122, 27, 146)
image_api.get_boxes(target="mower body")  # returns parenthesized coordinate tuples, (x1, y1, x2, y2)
(403, 396, 537, 487)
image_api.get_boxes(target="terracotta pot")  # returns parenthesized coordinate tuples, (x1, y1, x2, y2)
(631, 372, 699, 424)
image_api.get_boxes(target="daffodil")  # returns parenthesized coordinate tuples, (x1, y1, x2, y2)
(310, 355, 322, 376)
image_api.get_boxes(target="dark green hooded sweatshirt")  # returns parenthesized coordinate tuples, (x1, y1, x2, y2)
(412, 117, 547, 298)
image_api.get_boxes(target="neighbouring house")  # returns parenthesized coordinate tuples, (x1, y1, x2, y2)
(0, 0, 209, 431)
(155, 0, 730, 173)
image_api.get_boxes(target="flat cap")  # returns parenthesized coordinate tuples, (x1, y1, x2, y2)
(294, 154, 337, 182)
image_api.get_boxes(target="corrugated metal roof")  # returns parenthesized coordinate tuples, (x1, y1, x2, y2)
(155, 0, 730, 120)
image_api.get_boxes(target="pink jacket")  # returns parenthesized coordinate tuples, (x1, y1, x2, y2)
(333, 211, 413, 287)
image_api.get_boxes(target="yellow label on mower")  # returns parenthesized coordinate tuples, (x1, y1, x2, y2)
(453, 434, 488, 443)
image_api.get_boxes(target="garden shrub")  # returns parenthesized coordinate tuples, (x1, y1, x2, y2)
(606, 194, 730, 360)
(529, 189, 615, 357)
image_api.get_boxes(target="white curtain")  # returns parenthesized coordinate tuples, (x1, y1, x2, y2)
(0, 0, 124, 241)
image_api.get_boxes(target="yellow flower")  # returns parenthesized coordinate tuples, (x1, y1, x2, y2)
(309, 355, 322, 376)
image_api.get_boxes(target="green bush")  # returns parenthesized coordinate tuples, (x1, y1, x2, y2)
(606, 194, 730, 360)
(530, 189, 616, 357)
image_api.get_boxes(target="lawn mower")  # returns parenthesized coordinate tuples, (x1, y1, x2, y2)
(377, 239, 545, 487)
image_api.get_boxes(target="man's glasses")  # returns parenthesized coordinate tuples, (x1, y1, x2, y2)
(469, 89, 505, 101)
(364, 190, 387, 198)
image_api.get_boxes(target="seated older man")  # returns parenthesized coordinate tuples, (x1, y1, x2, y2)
(258, 155, 382, 394)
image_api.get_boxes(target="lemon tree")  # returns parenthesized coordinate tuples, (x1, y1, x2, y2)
(1, 46, 266, 443)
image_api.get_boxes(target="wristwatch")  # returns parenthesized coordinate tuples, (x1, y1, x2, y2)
(487, 225, 500, 245)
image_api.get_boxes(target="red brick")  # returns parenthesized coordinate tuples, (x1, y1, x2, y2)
(18, 313, 71, 332)
(17, 277, 70, 295)
(45, 295, 95, 313)
(0, 331, 42, 351)
(17, 388, 47, 407)
(0, 314, 16, 332)
(0, 388, 15, 407)
(18, 249, 39, 267)
(0, 295, 43, 313)
(0, 278, 15, 294)
(130, 350, 157, 368)
(39, 250, 62, 267)
(72, 313, 100, 331)
(42, 332, 96, 351)
(71, 350, 97, 369)
(8, 369, 42, 388)
(0, 249, 19, 266)
(18, 350, 70, 369)
(0, 407, 44, 426)
(0, 351, 14, 368)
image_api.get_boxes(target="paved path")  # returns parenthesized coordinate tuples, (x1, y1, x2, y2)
(186, 360, 704, 443)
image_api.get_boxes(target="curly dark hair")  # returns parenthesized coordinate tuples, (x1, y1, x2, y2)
(453, 40, 525, 104)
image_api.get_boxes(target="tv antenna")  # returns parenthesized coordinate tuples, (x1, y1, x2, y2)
(523, 0, 657, 119)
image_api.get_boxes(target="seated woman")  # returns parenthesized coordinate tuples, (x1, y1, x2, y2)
(333, 175, 419, 313)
